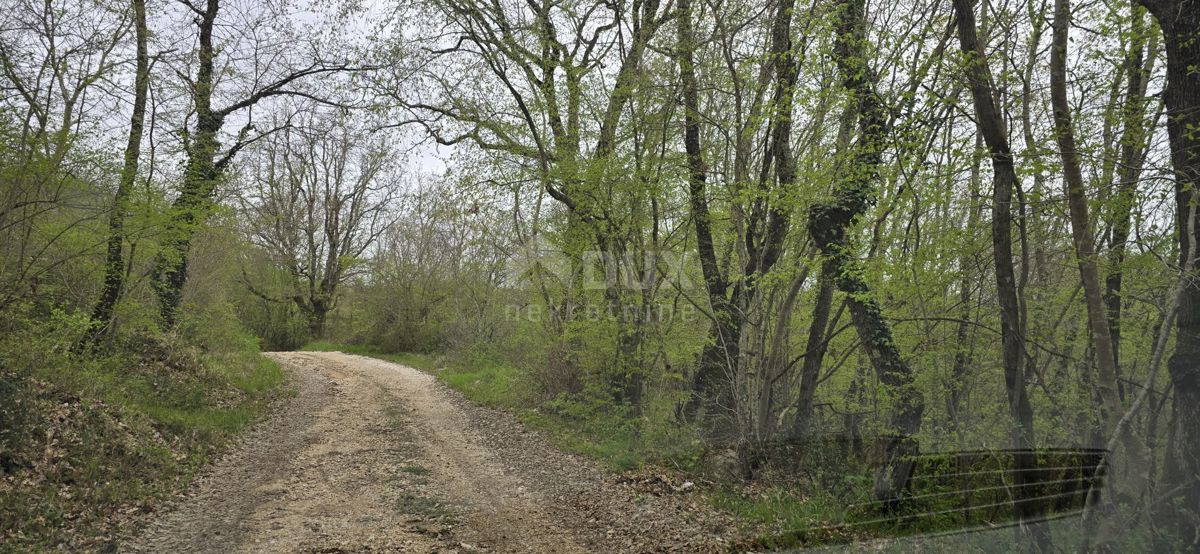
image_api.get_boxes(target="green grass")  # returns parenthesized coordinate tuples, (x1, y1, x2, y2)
(712, 488, 854, 543)
(518, 408, 645, 471)
(395, 492, 456, 523)
(439, 362, 525, 408)
(399, 464, 431, 476)
(40, 349, 283, 441)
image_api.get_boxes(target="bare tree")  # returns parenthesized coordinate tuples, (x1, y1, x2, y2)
(242, 113, 397, 338)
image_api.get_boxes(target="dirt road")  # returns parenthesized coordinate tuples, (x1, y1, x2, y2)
(124, 352, 740, 553)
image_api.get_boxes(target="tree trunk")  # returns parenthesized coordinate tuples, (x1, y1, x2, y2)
(948, 135, 983, 440)
(791, 260, 836, 438)
(676, 0, 737, 428)
(807, 0, 924, 504)
(1049, 0, 1123, 441)
(677, 0, 799, 436)
(85, 0, 149, 344)
(1137, 0, 1200, 545)
(151, 0, 223, 328)
(309, 298, 329, 340)
(1104, 6, 1155, 375)
(952, 0, 1049, 547)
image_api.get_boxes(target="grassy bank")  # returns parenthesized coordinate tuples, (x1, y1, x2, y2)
(1, 326, 285, 552)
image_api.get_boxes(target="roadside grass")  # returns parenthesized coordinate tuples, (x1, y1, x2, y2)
(518, 409, 645, 471)
(440, 362, 525, 408)
(44, 348, 284, 441)
(1, 325, 286, 551)
(711, 487, 856, 545)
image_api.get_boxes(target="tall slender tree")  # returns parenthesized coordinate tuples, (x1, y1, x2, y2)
(1048, 0, 1123, 440)
(86, 0, 150, 345)
(953, 0, 1049, 546)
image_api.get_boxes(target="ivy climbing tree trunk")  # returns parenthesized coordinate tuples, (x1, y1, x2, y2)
(151, 0, 223, 328)
(807, 0, 924, 503)
(148, 0, 355, 328)
(86, 0, 149, 344)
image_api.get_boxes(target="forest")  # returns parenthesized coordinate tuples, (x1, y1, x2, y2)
(1, 0, 1198, 550)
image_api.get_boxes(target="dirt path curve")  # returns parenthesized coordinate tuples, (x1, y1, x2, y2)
(124, 352, 741, 553)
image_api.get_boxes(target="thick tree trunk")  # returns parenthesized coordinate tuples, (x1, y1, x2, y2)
(151, 0, 223, 328)
(303, 296, 330, 340)
(86, 0, 149, 344)
(807, 0, 924, 503)
(1138, 0, 1200, 545)
(952, 0, 1049, 547)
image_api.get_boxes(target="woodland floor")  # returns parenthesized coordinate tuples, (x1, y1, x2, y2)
(121, 351, 744, 553)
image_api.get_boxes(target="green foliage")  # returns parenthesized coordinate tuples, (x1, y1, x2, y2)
(522, 399, 645, 471)
(120, 0, 1189, 545)
(233, 254, 311, 351)
(442, 360, 528, 408)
